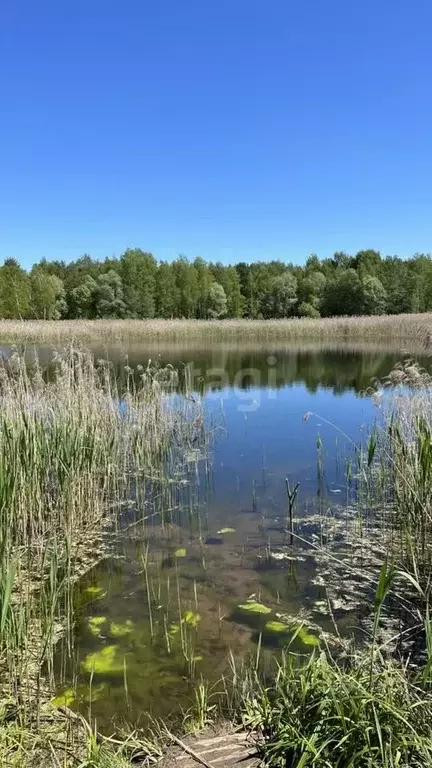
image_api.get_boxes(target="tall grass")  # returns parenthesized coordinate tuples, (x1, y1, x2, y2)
(232, 648, 432, 767)
(0, 313, 431, 344)
(0, 346, 205, 764)
(362, 360, 432, 584)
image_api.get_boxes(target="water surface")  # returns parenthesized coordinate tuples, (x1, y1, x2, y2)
(45, 341, 430, 728)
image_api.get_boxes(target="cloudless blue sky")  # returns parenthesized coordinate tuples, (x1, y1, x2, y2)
(1, 0, 432, 268)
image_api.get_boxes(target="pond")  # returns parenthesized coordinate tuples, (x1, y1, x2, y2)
(45, 341, 429, 729)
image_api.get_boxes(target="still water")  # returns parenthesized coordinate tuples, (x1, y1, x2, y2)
(47, 342, 429, 728)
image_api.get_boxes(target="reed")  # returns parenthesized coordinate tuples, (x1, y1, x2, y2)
(0, 313, 431, 345)
(0, 345, 205, 765)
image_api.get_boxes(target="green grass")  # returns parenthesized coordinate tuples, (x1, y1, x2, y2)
(235, 650, 432, 767)
(0, 345, 204, 765)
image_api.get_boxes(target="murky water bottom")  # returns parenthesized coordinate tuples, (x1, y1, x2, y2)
(48, 341, 430, 729)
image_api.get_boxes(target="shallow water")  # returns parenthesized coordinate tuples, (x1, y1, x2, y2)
(45, 341, 429, 729)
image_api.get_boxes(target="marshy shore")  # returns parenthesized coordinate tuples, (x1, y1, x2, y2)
(1, 345, 432, 766)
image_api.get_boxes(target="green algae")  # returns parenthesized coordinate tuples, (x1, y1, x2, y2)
(169, 611, 201, 636)
(81, 644, 124, 674)
(238, 601, 272, 615)
(84, 585, 105, 598)
(297, 626, 320, 647)
(82, 682, 108, 703)
(109, 619, 134, 638)
(174, 548, 187, 558)
(87, 616, 107, 635)
(265, 620, 290, 633)
(51, 688, 75, 707)
(183, 610, 201, 628)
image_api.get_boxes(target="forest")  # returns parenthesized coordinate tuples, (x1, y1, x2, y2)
(1, 248, 432, 320)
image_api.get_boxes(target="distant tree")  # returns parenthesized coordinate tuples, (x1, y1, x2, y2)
(299, 270, 326, 311)
(224, 266, 244, 317)
(69, 276, 97, 318)
(204, 282, 227, 318)
(362, 275, 387, 315)
(121, 249, 156, 318)
(0, 259, 31, 318)
(173, 257, 199, 318)
(305, 253, 320, 271)
(155, 262, 178, 318)
(30, 267, 67, 319)
(5, 246, 432, 322)
(353, 249, 382, 278)
(209, 263, 243, 318)
(235, 262, 255, 317)
(331, 251, 354, 270)
(94, 271, 126, 318)
(194, 257, 213, 318)
(261, 273, 298, 318)
(64, 255, 100, 296)
(322, 269, 363, 316)
(380, 257, 413, 314)
(298, 301, 320, 318)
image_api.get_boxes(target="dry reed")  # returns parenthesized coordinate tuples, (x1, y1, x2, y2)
(0, 313, 431, 345)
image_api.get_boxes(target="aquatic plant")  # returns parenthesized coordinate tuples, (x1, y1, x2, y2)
(81, 645, 125, 674)
(237, 601, 272, 615)
(88, 616, 107, 636)
(174, 548, 187, 558)
(109, 620, 134, 638)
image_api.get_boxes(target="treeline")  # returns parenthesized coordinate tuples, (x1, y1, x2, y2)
(1, 249, 432, 320)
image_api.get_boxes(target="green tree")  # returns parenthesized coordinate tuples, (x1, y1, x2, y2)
(194, 257, 213, 318)
(298, 301, 320, 318)
(173, 257, 198, 318)
(362, 275, 387, 315)
(155, 262, 178, 318)
(261, 273, 298, 318)
(204, 282, 227, 318)
(353, 249, 382, 278)
(209, 263, 243, 317)
(94, 271, 126, 318)
(299, 270, 326, 313)
(235, 263, 255, 317)
(223, 266, 243, 317)
(121, 249, 157, 318)
(380, 257, 413, 314)
(0, 259, 31, 318)
(322, 269, 363, 316)
(69, 276, 97, 318)
(30, 267, 67, 319)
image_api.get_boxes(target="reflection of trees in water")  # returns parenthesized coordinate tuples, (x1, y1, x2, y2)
(21, 343, 431, 396)
(173, 349, 423, 395)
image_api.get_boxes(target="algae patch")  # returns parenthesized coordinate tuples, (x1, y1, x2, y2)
(109, 619, 134, 638)
(51, 688, 75, 707)
(81, 644, 124, 674)
(174, 548, 187, 558)
(238, 601, 271, 615)
(265, 620, 290, 633)
(87, 616, 107, 636)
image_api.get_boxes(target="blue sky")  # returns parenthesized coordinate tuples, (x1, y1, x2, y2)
(1, 0, 431, 268)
